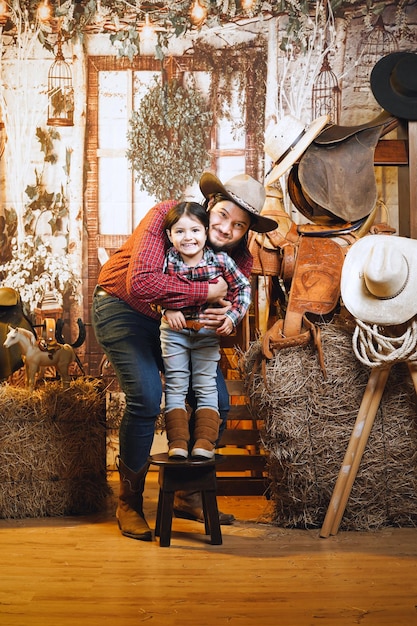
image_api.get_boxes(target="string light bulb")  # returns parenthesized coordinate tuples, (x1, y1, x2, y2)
(141, 13, 155, 41)
(241, 0, 255, 11)
(190, 0, 207, 27)
(37, 0, 52, 22)
(0, 0, 8, 22)
(140, 13, 157, 55)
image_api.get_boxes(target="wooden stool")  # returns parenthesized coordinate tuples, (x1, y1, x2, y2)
(148, 452, 223, 547)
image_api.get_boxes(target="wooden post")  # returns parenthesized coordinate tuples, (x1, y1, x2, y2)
(320, 366, 391, 538)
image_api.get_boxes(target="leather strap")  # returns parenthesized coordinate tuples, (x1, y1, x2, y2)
(260, 314, 327, 381)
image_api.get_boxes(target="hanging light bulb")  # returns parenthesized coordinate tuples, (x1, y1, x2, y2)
(140, 13, 157, 56)
(141, 14, 155, 41)
(190, 0, 207, 27)
(37, 0, 52, 22)
(241, 0, 255, 11)
(0, 0, 8, 25)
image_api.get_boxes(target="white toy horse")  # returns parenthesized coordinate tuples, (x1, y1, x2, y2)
(3, 325, 75, 391)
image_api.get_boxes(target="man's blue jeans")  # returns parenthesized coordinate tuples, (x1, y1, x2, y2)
(91, 292, 229, 472)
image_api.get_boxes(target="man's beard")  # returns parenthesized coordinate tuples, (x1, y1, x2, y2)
(208, 233, 235, 252)
(209, 241, 235, 252)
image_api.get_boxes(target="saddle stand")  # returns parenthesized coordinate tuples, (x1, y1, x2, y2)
(320, 360, 417, 538)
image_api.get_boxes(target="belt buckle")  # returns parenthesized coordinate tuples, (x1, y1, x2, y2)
(185, 320, 203, 332)
(94, 285, 107, 297)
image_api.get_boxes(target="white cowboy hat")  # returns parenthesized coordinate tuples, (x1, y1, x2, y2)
(341, 235, 417, 325)
(199, 172, 278, 233)
(264, 114, 329, 186)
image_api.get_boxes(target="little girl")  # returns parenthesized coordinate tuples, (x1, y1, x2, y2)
(159, 201, 251, 460)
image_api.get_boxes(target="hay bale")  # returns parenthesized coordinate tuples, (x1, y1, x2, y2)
(0, 378, 111, 519)
(242, 319, 417, 531)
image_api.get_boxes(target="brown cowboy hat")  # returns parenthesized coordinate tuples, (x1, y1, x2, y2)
(199, 172, 278, 233)
(370, 52, 417, 121)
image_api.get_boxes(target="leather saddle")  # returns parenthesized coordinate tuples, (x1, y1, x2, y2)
(296, 112, 398, 223)
(261, 236, 345, 378)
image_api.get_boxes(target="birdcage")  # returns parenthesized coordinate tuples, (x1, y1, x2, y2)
(47, 30, 74, 127)
(354, 15, 398, 93)
(312, 51, 341, 124)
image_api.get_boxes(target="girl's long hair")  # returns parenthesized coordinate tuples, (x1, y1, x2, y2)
(163, 201, 209, 232)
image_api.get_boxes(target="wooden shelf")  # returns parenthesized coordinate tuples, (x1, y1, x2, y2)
(374, 139, 408, 165)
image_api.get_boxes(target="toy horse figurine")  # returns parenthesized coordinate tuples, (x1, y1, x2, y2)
(3, 326, 75, 391)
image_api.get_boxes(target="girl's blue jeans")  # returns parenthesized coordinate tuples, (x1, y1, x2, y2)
(160, 320, 220, 413)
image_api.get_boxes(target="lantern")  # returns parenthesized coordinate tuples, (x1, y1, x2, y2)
(47, 27, 74, 126)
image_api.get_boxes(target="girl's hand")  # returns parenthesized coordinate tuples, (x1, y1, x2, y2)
(216, 317, 235, 336)
(164, 309, 186, 331)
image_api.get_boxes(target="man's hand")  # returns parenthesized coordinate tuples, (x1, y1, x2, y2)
(206, 277, 228, 302)
(200, 299, 232, 329)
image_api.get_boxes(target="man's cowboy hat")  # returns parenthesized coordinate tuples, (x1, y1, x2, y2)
(199, 172, 278, 233)
(341, 235, 417, 325)
(370, 52, 417, 121)
(264, 114, 329, 186)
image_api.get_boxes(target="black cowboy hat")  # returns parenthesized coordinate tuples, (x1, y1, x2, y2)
(370, 52, 417, 121)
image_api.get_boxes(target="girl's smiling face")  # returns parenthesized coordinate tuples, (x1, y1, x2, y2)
(166, 214, 207, 266)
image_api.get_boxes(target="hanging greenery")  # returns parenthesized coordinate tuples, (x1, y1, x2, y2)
(2, 1, 413, 60)
(126, 77, 212, 201)
(191, 38, 267, 163)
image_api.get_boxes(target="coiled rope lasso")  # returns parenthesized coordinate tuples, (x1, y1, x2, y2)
(352, 317, 417, 367)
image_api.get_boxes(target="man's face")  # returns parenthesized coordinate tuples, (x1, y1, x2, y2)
(207, 200, 251, 251)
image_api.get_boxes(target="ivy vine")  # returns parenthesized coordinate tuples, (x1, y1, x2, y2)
(126, 77, 212, 201)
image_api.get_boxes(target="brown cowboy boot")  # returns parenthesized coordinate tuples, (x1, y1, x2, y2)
(173, 490, 235, 525)
(191, 407, 220, 460)
(165, 407, 190, 459)
(116, 457, 152, 541)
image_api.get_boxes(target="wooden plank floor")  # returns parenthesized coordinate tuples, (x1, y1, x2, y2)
(1, 470, 417, 626)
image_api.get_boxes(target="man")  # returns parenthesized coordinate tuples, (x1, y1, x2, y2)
(92, 172, 277, 541)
